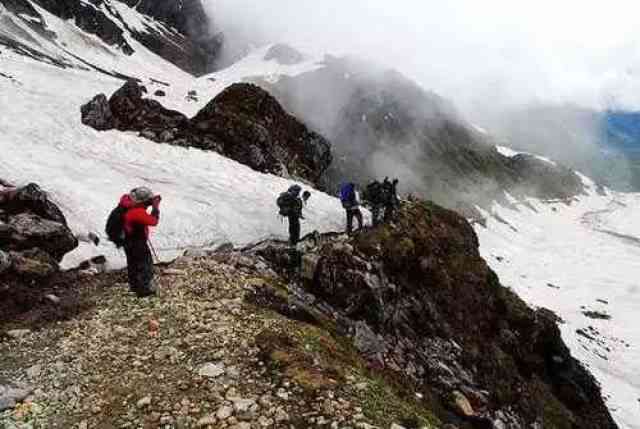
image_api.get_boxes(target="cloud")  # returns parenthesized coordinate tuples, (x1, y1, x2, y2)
(206, 0, 640, 112)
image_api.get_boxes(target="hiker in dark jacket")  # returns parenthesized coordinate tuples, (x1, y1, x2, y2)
(119, 187, 161, 297)
(365, 180, 384, 226)
(382, 177, 399, 222)
(340, 182, 363, 233)
(278, 185, 305, 246)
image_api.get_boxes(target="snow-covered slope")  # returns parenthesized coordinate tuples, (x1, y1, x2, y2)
(476, 166, 640, 428)
(0, 8, 345, 270)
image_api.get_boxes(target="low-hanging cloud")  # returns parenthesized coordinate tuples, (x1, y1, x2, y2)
(206, 0, 640, 113)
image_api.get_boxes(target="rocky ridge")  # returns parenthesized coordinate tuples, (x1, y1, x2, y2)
(0, 0, 221, 76)
(81, 80, 333, 186)
(0, 198, 617, 428)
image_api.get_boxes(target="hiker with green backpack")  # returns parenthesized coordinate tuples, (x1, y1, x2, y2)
(276, 185, 310, 246)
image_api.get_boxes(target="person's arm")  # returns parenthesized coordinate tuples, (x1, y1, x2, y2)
(128, 207, 159, 226)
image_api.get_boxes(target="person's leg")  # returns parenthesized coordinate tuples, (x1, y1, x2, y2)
(289, 216, 301, 246)
(346, 209, 354, 233)
(136, 241, 155, 297)
(355, 209, 363, 230)
(123, 243, 138, 293)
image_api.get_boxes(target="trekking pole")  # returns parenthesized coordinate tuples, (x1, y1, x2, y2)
(148, 239, 160, 264)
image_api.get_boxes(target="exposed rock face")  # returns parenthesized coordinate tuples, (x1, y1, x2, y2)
(107, 80, 188, 131)
(186, 83, 332, 184)
(0, 0, 221, 76)
(0, 183, 77, 277)
(82, 81, 332, 186)
(260, 57, 585, 211)
(80, 94, 114, 131)
(250, 200, 616, 428)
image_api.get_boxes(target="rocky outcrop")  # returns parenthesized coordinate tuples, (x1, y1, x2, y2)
(248, 200, 617, 428)
(81, 81, 332, 186)
(0, 183, 78, 277)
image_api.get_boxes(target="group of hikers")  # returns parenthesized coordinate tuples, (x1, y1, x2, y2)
(107, 178, 399, 298)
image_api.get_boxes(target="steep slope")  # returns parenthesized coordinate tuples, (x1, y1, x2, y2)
(0, 30, 345, 271)
(0, 0, 220, 76)
(475, 161, 640, 428)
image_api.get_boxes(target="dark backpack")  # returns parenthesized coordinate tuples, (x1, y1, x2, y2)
(340, 183, 356, 208)
(366, 181, 383, 204)
(277, 192, 298, 216)
(105, 205, 127, 247)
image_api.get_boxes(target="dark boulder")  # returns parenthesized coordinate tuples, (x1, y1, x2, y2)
(80, 94, 114, 131)
(154, 89, 166, 97)
(108, 80, 188, 132)
(0, 183, 77, 277)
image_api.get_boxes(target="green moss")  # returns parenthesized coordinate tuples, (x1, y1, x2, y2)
(358, 375, 440, 428)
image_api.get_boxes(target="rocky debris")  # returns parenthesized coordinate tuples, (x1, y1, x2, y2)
(0, 182, 77, 278)
(250, 200, 617, 428)
(0, 382, 33, 411)
(82, 81, 333, 186)
(6, 329, 31, 339)
(264, 44, 305, 65)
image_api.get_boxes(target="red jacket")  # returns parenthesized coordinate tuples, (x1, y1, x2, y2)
(119, 195, 159, 240)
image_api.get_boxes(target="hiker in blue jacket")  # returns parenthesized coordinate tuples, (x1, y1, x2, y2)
(340, 182, 363, 234)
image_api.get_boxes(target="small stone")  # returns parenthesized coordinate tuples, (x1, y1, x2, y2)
(451, 390, 474, 417)
(78, 420, 88, 429)
(216, 405, 233, 420)
(6, 329, 31, 339)
(197, 414, 217, 427)
(391, 424, 407, 429)
(137, 396, 152, 409)
(26, 365, 42, 379)
(44, 294, 60, 304)
(198, 363, 225, 378)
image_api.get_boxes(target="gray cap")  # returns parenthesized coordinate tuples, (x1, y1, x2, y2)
(129, 186, 154, 204)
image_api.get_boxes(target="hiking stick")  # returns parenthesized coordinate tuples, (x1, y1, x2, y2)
(148, 239, 160, 264)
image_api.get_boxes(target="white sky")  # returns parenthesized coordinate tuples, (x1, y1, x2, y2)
(207, 0, 640, 112)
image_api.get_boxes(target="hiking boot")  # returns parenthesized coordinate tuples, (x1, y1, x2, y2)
(136, 288, 156, 298)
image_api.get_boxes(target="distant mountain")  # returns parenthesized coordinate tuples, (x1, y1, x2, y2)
(472, 104, 640, 191)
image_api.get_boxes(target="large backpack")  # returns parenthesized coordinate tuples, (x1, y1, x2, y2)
(105, 205, 127, 247)
(340, 183, 356, 209)
(277, 192, 298, 216)
(365, 181, 383, 205)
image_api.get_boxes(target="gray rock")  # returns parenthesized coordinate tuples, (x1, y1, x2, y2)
(0, 382, 33, 411)
(216, 405, 233, 420)
(136, 395, 152, 408)
(26, 364, 42, 379)
(198, 362, 225, 378)
(6, 329, 31, 339)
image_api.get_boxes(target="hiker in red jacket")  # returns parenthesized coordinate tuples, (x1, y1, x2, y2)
(119, 187, 161, 297)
